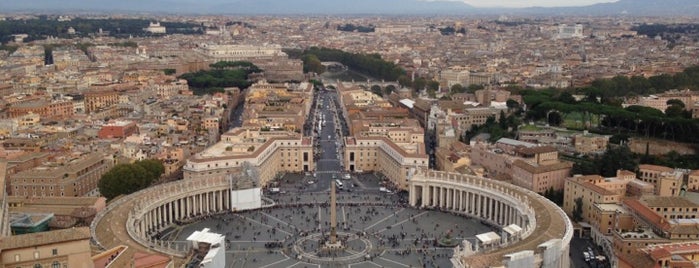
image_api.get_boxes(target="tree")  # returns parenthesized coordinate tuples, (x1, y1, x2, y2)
(557, 92, 576, 104)
(572, 160, 599, 175)
(398, 75, 412, 88)
(547, 111, 563, 126)
(370, 85, 383, 97)
(301, 54, 325, 74)
(135, 159, 165, 180)
(427, 80, 440, 92)
(413, 77, 427, 91)
(427, 88, 437, 98)
(667, 99, 685, 108)
(98, 163, 150, 199)
(450, 84, 466, 94)
(599, 145, 637, 177)
(572, 197, 584, 222)
(467, 84, 484, 93)
(385, 85, 396, 95)
(542, 187, 564, 206)
(506, 99, 520, 112)
(665, 105, 685, 118)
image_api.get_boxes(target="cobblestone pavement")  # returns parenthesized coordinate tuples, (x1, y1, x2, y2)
(168, 186, 496, 268)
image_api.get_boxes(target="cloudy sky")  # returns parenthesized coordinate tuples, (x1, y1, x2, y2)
(459, 0, 618, 8)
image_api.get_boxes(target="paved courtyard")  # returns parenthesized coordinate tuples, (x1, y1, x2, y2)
(167, 174, 495, 268)
(162, 89, 496, 267)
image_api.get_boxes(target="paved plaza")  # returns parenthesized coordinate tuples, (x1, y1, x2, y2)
(161, 89, 497, 267)
(167, 173, 495, 268)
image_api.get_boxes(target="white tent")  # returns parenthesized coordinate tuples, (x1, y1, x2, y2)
(476, 232, 501, 245)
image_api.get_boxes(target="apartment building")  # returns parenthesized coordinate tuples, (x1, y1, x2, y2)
(84, 89, 119, 114)
(471, 138, 572, 190)
(8, 152, 112, 197)
(0, 227, 93, 268)
(97, 120, 138, 139)
(344, 136, 428, 190)
(183, 128, 314, 186)
(7, 196, 106, 229)
(618, 242, 699, 268)
(638, 164, 686, 196)
(451, 107, 505, 133)
(573, 132, 611, 154)
(8, 100, 74, 119)
(613, 196, 699, 259)
(562, 171, 636, 223)
(434, 141, 471, 173)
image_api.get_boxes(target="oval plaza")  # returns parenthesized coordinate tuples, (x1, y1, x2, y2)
(92, 169, 572, 267)
(91, 83, 573, 268)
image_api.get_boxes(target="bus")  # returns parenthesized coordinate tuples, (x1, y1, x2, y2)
(335, 179, 344, 189)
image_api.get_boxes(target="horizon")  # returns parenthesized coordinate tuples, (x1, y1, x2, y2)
(2, 0, 696, 16)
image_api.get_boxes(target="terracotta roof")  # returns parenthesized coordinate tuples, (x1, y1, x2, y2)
(639, 164, 674, 173)
(646, 242, 699, 260)
(517, 145, 558, 155)
(624, 198, 671, 231)
(512, 160, 573, 174)
(133, 252, 171, 267)
(641, 196, 699, 208)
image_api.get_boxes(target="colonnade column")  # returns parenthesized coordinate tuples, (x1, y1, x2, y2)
(447, 189, 451, 209)
(432, 186, 438, 207)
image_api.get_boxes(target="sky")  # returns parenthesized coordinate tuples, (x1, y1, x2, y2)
(458, 0, 619, 8)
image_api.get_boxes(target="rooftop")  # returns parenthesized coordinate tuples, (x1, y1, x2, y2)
(641, 196, 699, 208)
(0, 227, 91, 250)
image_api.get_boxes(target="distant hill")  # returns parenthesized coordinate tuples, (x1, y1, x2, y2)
(1, 0, 697, 16)
(518, 0, 699, 16)
(0, 0, 475, 15)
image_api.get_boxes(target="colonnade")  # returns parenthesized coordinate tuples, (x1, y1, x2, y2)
(414, 184, 526, 228)
(135, 189, 231, 237)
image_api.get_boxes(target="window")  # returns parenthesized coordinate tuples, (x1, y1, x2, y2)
(52, 262, 60, 268)
(52, 249, 58, 255)
(34, 251, 40, 259)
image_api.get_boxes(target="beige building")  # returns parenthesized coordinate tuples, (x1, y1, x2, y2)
(624, 89, 699, 113)
(84, 89, 119, 114)
(689, 170, 699, 192)
(439, 66, 470, 88)
(638, 164, 684, 196)
(618, 242, 699, 268)
(470, 138, 572, 188)
(451, 107, 505, 133)
(344, 137, 428, 190)
(614, 196, 699, 259)
(7, 196, 106, 229)
(9, 152, 112, 197)
(562, 171, 636, 223)
(0, 227, 93, 268)
(573, 131, 610, 154)
(184, 127, 314, 186)
(434, 141, 471, 173)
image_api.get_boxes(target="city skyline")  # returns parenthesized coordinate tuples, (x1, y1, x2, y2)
(2, 0, 696, 16)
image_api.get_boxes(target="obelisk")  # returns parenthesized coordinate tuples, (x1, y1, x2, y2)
(329, 180, 338, 244)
